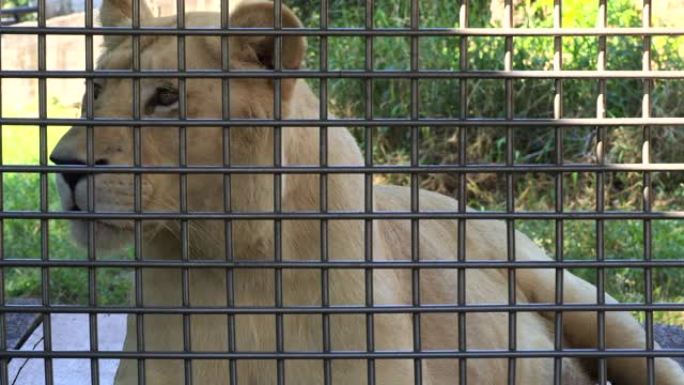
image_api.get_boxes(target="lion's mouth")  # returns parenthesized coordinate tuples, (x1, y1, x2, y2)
(68, 204, 134, 231)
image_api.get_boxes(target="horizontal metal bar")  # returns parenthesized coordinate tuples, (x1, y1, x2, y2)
(0, 26, 683, 37)
(3, 163, 683, 174)
(2, 259, 684, 269)
(3, 211, 684, 220)
(0, 6, 38, 15)
(3, 117, 684, 127)
(3, 303, 684, 315)
(1, 349, 682, 360)
(4, 70, 684, 79)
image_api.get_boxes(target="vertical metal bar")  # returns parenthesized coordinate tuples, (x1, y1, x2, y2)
(220, 0, 236, 383)
(0, 6, 7, 383)
(319, 0, 332, 383)
(503, 2, 516, 385)
(131, 0, 146, 382)
(175, 0, 191, 383)
(273, 1, 285, 384)
(364, 1, 376, 385)
(180, 155, 191, 385)
(37, 0, 53, 381)
(85, 0, 99, 382)
(457, 2, 468, 384)
(409, 0, 421, 384)
(596, 2, 608, 384)
(641, 2, 655, 384)
(0, 219, 5, 385)
(552, 2, 564, 385)
(0, 202, 5, 385)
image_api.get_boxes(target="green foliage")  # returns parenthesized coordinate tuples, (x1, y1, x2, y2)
(3, 100, 131, 306)
(290, 0, 684, 324)
(2, 0, 32, 8)
(1, 0, 36, 23)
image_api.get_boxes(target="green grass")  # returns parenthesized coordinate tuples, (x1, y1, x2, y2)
(293, 0, 684, 325)
(3, 0, 684, 326)
(3, 99, 132, 306)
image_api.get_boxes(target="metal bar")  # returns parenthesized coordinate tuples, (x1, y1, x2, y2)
(3, 259, 684, 269)
(409, 0, 422, 382)
(131, 0, 146, 382)
(272, 2, 285, 384)
(319, 0, 332, 383)
(458, 1, 468, 384)
(0, 6, 38, 14)
(3, 211, 684, 220)
(552, 2, 564, 384)
(2, 349, 683, 360)
(1, 26, 683, 36)
(85, 0, 100, 382)
(503, 2, 516, 383)
(596, 2, 608, 384)
(37, 0, 53, 381)
(219, 0, 236, 383)
(5, 69, 684, 79)
(4, 116, 684, 126)
(642, 2, 655, 385)
(3, 162, 684, 173)
(0, 1, 7, 382)
(174, 0, 193, 382)
(2, 302, 684, 314)
(364, 1, 376, 384)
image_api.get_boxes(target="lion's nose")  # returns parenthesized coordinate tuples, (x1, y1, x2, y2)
(49, 155, 108, 191)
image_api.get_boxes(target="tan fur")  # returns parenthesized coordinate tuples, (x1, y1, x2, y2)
(49, 1, 684, 384)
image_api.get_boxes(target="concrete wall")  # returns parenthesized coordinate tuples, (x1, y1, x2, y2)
(1, 0, 241, 115)
(1, 12, 103, 114)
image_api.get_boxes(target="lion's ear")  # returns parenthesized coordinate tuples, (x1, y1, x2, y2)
(229, 1, 306, 73)
(100, 0, 154, 48)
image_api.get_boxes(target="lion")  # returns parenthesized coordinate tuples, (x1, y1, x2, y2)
(48, 0, 684, 384)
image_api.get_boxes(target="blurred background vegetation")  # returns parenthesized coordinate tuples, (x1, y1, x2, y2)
(288, 0, 684, 323)
(0, 0, 37, 23)
(3, 0, 684, 324)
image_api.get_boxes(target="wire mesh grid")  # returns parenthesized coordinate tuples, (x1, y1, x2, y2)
(0, 0, 683, 384)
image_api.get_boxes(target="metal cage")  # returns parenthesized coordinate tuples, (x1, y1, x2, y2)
(1, 0, 683, 384)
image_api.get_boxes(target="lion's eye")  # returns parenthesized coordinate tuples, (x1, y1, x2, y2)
(153, 86, 179, 107)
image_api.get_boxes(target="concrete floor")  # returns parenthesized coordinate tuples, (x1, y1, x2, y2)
(8, 313, 126, 385)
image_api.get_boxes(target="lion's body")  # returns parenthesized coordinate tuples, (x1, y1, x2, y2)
(49, 2, 684, 384)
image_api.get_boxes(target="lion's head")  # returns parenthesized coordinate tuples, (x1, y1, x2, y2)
(49, 0, 313, 251)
